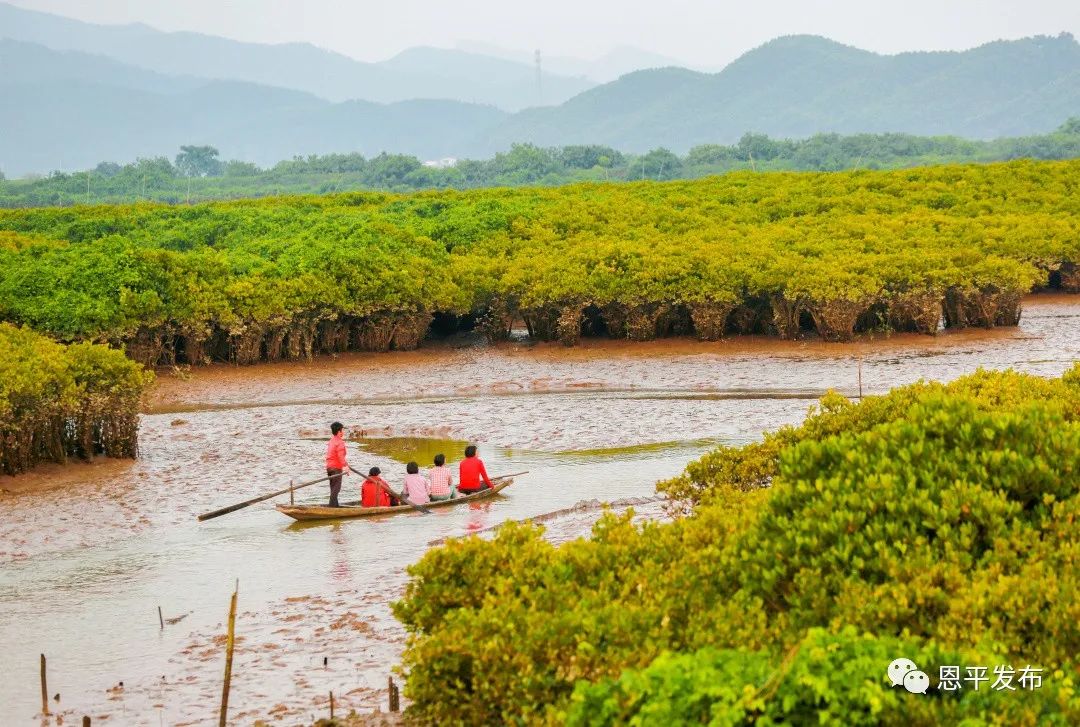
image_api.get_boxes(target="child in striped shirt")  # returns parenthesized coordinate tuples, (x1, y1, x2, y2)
(428, 453, 456, 501)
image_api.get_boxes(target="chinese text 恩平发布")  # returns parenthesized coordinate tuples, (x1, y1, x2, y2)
(888, 658, 1043, 694)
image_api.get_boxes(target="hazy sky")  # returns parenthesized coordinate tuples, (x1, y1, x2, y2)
(8, 0, 1080, 67)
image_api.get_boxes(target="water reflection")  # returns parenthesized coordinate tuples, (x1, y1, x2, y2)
(353, 436, 471, 466)
(329, 524, 351, 584)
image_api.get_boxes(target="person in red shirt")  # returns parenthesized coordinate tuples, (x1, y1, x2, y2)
(325, 422, 349, 507)
(361, 466, 394, 508)
(457, 445, 493, 495)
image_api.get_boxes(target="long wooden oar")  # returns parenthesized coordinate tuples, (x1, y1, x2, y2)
(350, 466, 432, 515)
(197, 472, 338, 521)
(490, 471, 527, 482)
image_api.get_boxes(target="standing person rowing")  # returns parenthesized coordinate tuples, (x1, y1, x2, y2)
(325, 422, 349, 507)
(457, 444, 493, 495)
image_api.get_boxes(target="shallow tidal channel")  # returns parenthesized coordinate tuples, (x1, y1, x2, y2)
(1, 295, 1078, 725)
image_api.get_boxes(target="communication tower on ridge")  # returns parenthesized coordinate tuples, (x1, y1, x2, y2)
(535, 49, 543, 105)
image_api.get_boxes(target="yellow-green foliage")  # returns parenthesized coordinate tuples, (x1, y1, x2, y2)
(661, 367, 1080, 507)
(0, 161, 1077, 363)
(567, 628, 1079, 726)
(0, 323, 152, 474)
(393, 366, 1080, 724)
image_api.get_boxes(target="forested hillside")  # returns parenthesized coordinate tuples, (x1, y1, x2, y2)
(483, 33, 1080, 152)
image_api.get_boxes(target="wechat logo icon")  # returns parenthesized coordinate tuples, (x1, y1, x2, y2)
(888, 658, 929, 694)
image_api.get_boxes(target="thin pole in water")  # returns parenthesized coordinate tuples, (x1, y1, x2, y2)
(40, 654, 49, 716)
(219, 580, 238, 727)
(857, 357, 863, 400)
(158, 606, 164, 630)
(329, 691, 335, 719)
(388, 676, 400, 712)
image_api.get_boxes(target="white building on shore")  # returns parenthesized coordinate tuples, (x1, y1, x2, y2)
(422, 157, 459, 169)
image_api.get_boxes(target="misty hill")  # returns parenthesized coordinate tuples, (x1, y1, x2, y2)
(480, 34, 1080, 153)
(0, 41, 506, 175)
(5, 28, 1080, 177)
(0, 38, 204, 93)
(0, 1, 592, 110)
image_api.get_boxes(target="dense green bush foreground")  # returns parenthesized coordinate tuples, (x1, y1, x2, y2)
(394, 366, 1080, 725)
(1, 160, 1078, 365)
(0, 323, 152, 475)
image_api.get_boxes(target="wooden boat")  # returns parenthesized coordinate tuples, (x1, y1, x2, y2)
(275, 478, 515, 521)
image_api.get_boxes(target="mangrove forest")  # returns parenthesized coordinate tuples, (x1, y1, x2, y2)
(0, 159, 1078, 366)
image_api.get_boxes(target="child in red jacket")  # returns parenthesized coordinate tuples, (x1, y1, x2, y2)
(361, 466, 393, 507)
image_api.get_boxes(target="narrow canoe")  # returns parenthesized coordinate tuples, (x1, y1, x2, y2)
(275, 478, 515, 521)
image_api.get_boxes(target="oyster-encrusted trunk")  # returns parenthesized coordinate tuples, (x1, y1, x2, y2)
(945, 288, 1024, 328)
(806, 298, 868, 342)
(354, 314, 396, 352)
(770, 295, 803, 340)
(390, 312, 434, 350)
(624, 304, 672, 341)
(689, 302, 736, 341)
(229, 325, 266, 365)
(556, 306, 583, 347)
(125, 326, 170, 367)
(1058, 262, 1080, 293)
(478, 299, 516, 342)
(887, 291, 943, 335)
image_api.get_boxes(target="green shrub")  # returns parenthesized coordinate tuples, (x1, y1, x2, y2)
(394, 367, 1080, 724)
(0, 323, 152, 473)
(566, 628, 1079, 726)
(660, 367, 1080, 507)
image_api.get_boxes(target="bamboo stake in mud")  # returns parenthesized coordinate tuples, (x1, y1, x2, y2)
(388, 676, 400, 712)
(219, 580, 239, 727)
(289, 479, 294, 506)
(158, 606, 164, 630)
(329, 691, 334, 719)
(40, 653, 49, 716)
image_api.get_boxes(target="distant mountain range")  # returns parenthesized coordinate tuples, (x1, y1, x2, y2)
(0, 39, 508, 173)
(2, 0, 1079, 177)
(0, 2, 593, 109)
(481, 34, 1080, 154)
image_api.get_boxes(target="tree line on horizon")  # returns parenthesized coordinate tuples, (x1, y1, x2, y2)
(2, 119, 1079, 208)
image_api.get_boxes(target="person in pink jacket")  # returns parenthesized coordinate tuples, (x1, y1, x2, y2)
(400, 461, 431, 505)
(324, 422, 349, 507)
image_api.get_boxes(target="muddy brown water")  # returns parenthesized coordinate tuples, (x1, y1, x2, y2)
(1, 295, 1078, 725)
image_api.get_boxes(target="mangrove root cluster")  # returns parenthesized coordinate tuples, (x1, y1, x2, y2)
(0, 324, 152, 475)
